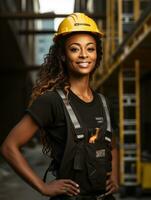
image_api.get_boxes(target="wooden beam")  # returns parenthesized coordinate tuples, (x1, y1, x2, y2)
(110, 0, 115, 53)
(118, 0, 123, 44)
(134, 0, 140, 21)
(0, 12, 105, 20)
(19, 29, 56, 35)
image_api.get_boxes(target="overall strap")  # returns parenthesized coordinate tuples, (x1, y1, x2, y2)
(57, 89, 112, 141)
(98, 93, 112, 142)
(56, 89, 84, 139)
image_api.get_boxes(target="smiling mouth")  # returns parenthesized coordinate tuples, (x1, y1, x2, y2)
(77, 62, 90, 67)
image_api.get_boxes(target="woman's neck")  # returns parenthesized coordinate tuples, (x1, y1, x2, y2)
(69, 76, 93, 102)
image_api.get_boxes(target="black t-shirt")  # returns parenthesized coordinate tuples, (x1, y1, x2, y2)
(69, 90, 107, 140)
(26, 90, 112, 165)
(26, 91, 67, 164)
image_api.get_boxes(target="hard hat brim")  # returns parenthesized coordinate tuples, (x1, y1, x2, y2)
(53, 30, 104, 42)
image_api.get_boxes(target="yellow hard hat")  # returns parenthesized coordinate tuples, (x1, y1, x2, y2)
(53, 12, 104, 41)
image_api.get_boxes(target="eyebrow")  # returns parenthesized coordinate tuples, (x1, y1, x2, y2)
(68, 42, 96, 47)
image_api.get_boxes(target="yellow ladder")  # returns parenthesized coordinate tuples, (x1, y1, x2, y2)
(119, 61, 141, 194)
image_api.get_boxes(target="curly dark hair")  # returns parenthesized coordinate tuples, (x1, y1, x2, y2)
(29, 32, 103, 155)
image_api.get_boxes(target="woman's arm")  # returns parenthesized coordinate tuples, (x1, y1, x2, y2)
(0, 115, 79, 197)
(1, 115, 46, 193)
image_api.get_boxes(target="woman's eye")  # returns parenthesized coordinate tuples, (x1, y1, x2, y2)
(70, 47, 79, 52)
(87, 47, 96, 52)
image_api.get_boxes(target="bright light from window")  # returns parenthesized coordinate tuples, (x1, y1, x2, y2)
(39, 0, 75, 14)
(39, 0, 75, 30)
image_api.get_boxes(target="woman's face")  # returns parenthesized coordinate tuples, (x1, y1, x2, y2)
(64, 33, 97, 77)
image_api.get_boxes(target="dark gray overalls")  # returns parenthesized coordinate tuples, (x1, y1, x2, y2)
(46, 89, 115, 200)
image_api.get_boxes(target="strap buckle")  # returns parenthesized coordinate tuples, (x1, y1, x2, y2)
(75, 128, 85, 140)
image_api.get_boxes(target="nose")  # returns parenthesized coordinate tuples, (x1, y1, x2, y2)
(79, 48, 88, 58)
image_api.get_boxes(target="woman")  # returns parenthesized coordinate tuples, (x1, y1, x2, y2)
(1, 13, 118, 199)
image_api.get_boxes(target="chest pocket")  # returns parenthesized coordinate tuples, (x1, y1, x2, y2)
(56, 89, 112, 194)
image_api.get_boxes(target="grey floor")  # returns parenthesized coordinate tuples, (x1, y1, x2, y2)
(0, 144, 150, 200)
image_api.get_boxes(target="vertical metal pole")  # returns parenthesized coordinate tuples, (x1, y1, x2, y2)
(110, 0, 115, 53)
(119, 66, 124, 185)
(105, 0, 111, 63)
(135, 60, 141, 185)
(118, 0, 123, 44)
(134, 0, 140, 21)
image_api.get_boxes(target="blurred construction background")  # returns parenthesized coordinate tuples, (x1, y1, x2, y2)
(0, 0, 151, 199)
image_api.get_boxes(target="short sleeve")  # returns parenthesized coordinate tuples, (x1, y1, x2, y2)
(26, 91, 65, 128)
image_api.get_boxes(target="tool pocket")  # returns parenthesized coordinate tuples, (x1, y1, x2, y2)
(86, 142, 107, 192)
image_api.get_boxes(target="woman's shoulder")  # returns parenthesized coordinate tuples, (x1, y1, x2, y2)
(32, 90, 61, 106)
(43, 90, 60, 99)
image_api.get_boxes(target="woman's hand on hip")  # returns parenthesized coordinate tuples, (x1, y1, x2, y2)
(42, 179, 80, 197)
(105, 172, 119, 196)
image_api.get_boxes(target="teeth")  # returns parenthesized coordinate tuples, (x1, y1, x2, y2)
(78, 62, 89, 67)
